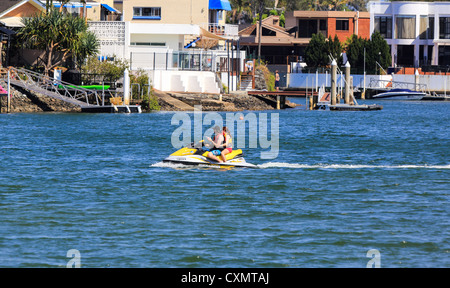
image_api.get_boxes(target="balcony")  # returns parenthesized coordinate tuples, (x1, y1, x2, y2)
(201, 23, 239, 39)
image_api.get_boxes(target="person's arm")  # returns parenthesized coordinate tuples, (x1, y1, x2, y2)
(213, 134, 224, 148)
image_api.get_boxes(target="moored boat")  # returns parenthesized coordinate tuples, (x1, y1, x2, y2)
(372, 89, 426, 100)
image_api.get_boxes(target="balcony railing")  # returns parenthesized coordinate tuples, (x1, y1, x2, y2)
(201, 23, 239, 39)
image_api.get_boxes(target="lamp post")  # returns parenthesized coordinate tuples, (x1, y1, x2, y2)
(378, 51, 381, 75)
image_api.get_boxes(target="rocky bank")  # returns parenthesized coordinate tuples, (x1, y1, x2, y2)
(0, 80, 81, 113)
(0, 81, 298, 113)
(154, 90, 299, 112)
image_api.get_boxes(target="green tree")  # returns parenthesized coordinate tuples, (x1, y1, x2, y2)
(368, 31, 391, 74)
(304, 33, 329, 67)
(18, 8, 99, 75)
(82, 56, 129, 82)
(345, 32, 391, 74)
(327, 35, 343, 65)
(130, 70, 160, 111)
(345, 34, 367, 71)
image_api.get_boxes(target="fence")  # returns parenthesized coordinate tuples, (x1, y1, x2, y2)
(130, 50, 245, 73)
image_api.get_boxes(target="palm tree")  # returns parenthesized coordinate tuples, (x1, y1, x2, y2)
(45, 0, 54, 13)
(80, 0, 87, 21)
(59, 0, 71, 13)
(18, 9, 99, 75)
(324, 0, 349, 11)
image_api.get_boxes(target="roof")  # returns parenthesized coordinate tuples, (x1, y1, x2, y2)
(292, 10, 370, 19)
(239, 16, 290, 37)
(0, 0, 45, 18)
(0, 17, 24, 28)
(0, 0, 45, 27)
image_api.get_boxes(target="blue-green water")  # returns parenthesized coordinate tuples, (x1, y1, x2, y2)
(0, 100, 448, 268)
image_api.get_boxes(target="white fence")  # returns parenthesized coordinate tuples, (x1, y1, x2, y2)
(288, 72, 450, 92)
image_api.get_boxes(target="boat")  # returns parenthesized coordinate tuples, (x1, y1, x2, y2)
(329, 103, 383, 111)
(372, 89, 426, 100)
(163, 141, 257, 168)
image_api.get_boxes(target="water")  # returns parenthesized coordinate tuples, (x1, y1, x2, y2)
(0, 100, 448, 268)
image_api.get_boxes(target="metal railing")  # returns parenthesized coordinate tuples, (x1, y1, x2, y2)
(1, 67, 102, 107)
(200, 23, 239, 39)
(368, 78, 429, 92)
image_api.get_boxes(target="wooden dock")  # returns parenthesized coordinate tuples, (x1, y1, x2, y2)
(247, 90, 318, 97)
(81, 105, 142, 113)
(247, 90, 312, 109)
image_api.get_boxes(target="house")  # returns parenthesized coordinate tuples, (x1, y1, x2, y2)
(0, 0, 45, 27)
(369, 0, 450, 68)
(0, 1, 121, 27)
(239, 11, 370, 72)
(239, 15, 298, 67)
(285, 10, 371, 46)
(0, 0, 241, 93)
(91, 0, 237, 62)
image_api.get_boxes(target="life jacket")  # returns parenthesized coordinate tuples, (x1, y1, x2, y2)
(213, 132, 232, 148)
(223, 131, 232, 148)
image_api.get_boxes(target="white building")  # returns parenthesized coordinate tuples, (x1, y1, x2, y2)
(88, 0, 243, 93)
(370, 0, 450, 68)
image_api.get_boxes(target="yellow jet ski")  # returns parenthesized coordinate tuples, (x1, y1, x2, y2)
(163, 141, 257, 168)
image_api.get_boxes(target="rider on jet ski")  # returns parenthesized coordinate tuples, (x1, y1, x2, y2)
(205, 126, 225, 163)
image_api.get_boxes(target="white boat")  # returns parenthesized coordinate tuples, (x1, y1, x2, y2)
(372, 89, 426, 100)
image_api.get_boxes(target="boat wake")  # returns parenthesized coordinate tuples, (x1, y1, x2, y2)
(257, 162, 450, 169)
(151, 161, 450, 170)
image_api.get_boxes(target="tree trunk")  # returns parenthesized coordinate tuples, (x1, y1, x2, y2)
(258, 5, 263, 63)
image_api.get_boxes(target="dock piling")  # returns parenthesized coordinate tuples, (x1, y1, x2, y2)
(415, 69, 419, 91)
(7, 70, 10, 113)
(124, 69, 130, 105)
(331, 60, 337, 105)
(345, 61, 351, 104)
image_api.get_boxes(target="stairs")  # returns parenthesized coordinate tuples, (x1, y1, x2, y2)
(240, 74, 254, 91)
(184, 35, 201, 49)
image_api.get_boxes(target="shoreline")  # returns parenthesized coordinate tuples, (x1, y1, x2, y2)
(0, 84, 300, 113)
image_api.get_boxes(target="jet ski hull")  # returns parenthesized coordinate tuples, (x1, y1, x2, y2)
(163, 147, 257, 168)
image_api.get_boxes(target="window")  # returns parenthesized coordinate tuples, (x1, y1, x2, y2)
(298, 19, 317, 38)
(319, 19, 327, 31)
(375, 16, 392, 39)
(130, 42, 166, 46)
(336, 19, 349, 31)
(420, 16, 435, 39)
(133, 7, 161, 20)
(428, 17, 434, 39)
(395, 16, 416, 39)
(439, 45, 450, 65)
(262, 27, 276, 36)
(439, 17, 450, 39)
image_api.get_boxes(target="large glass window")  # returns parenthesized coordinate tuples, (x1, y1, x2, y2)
(428, 17, 435, 39)
(298, 19, 318, 38)
(439, 17, 450, 39)
(395, 16, 416, 39)
(420, 16, 435, 40)
(438, 45, 450, 65)
(375, 16, 392, 39)
(420, 16, 428, 39)
(133, 7, 161, 20)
